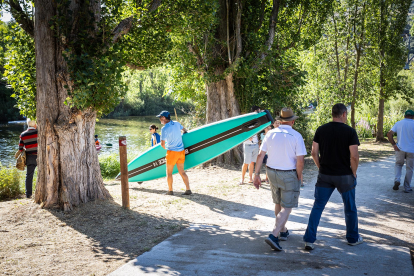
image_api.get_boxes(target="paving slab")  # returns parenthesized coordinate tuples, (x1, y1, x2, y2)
(110, 224, 413, 276)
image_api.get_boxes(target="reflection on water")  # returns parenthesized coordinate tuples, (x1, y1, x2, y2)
(0, 116, 165, 166)
(0, 121, 26, 166)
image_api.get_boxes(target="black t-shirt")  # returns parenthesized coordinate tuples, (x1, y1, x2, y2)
(314, 122, 360, 176)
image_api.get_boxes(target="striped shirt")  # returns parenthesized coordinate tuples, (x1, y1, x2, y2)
(19, 127, 38, 155)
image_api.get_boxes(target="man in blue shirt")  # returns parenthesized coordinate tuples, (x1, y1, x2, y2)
(387, 110, 414, 193)
(157, 110, 192, 195)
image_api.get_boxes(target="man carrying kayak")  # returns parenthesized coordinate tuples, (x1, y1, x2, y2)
(157, 110, 192, 195)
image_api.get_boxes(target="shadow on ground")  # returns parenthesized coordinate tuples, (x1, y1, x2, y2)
(48, 200, 189, 263)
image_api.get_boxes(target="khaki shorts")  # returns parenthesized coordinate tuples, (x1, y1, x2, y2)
(266, 168, 300, 208)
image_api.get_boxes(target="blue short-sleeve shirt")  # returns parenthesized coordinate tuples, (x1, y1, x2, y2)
(160, 121, 184, 151)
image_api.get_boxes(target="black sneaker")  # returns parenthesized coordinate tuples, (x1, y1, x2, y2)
(393, 181, 400, 190)
(279, 229, 289, 241)
(265, 234, 283, 251)
(182, 190, 192, 195)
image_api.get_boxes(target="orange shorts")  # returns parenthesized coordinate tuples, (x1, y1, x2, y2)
(166, 150, 185, 166)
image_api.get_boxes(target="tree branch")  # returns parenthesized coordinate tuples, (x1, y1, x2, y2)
(252, 0, 280, 69)
(262, 0, 280, 58)
(255, 0, 267, 33)
(111, 16, 135, 44)
(7, 0, 34, 38)
(126, 63, 145, 70)
(187, 42, 204, 67)
(226, 0, 231, 65)
(147, 0, 162, 12)
(111, 0, 162, 45)
(234, 1, 242, 62)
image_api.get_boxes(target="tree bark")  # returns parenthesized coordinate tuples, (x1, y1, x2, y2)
(376, 1, 387, 143)
(351, 48, 361, 129)
(206, 70, 242, 164)
(376, 64, 386, 142)
(34, 0, 111, 211)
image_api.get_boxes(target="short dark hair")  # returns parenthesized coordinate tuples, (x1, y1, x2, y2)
(251, 106, 260, 112)
(332, 103, 347, 118)
(94, 135, 98, 138)
(149, 124, 158, 130)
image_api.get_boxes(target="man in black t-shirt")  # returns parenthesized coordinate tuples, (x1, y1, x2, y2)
(303, 103, 363, 250)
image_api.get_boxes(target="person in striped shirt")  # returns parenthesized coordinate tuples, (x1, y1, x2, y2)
(18, 118, 38, 198)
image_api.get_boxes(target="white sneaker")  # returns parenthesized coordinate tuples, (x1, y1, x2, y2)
(304, 242, 314, 250)
(348, 236, 363, 246)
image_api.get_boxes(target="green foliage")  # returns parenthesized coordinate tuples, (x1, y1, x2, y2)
(0, 83, 21, 121)
(105, 67, 194, 117)
(98, 151, 138, 179)
(354, 96, 414, 139)
(0, 163, 22, 200)
(299, 0, 412, 137)
(3, 23, 36, 119)
(168, 0, 334, 116)
(63, 45, 127, 116)
(0, 21, 22, 121)
(99, 153, 121, 179)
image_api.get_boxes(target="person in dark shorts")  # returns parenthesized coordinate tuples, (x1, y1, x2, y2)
(303, 103, 362, 250)
(18, 118, 38, 198)
(149, 124, 161, 147)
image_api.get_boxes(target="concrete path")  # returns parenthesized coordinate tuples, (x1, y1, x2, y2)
(110, 156, 414, 275)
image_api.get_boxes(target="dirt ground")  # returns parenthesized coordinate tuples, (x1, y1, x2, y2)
(0, 140, 409, 276)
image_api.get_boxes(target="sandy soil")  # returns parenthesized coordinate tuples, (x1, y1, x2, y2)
(0, 140, 411, 276)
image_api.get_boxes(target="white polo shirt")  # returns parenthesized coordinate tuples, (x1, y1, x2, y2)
(391, 118, 414, 153)
(260, 125, 307, 170)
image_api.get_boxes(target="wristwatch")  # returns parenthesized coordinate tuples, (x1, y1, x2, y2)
(254, 173, 260, 176)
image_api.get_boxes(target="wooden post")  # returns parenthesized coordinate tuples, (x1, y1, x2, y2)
(119, 136, 129, 209)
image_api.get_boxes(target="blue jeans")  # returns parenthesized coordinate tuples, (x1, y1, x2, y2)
(303, 174, 359, 243)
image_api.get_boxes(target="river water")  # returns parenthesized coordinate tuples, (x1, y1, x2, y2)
(0, 116, 164, 166)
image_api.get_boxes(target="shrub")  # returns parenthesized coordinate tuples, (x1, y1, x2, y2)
(0, 163, 23, 200)
(99, 150, 141, 179)
(99, 153, 121, 179)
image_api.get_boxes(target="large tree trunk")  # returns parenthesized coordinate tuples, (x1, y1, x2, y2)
(34, 0, 111, 211)
(206, 71, 242, 164)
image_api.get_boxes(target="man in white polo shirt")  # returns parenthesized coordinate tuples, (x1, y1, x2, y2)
(253, 107, 306, 251)
(387, 110, 414, 193)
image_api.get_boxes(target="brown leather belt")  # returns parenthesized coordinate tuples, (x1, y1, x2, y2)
(266, 166, 296, 172)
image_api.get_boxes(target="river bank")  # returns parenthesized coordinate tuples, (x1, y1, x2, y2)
(0, 140, 407, 276)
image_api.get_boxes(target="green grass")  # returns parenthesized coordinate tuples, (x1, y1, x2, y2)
(0, 164, 24, 200)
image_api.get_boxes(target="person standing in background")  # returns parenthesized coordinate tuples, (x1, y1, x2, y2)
(240, 106, 261, 184)
(149, 124, 161, 147)
(387, 110, 414, 193)
(18, 118, 38, 198)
